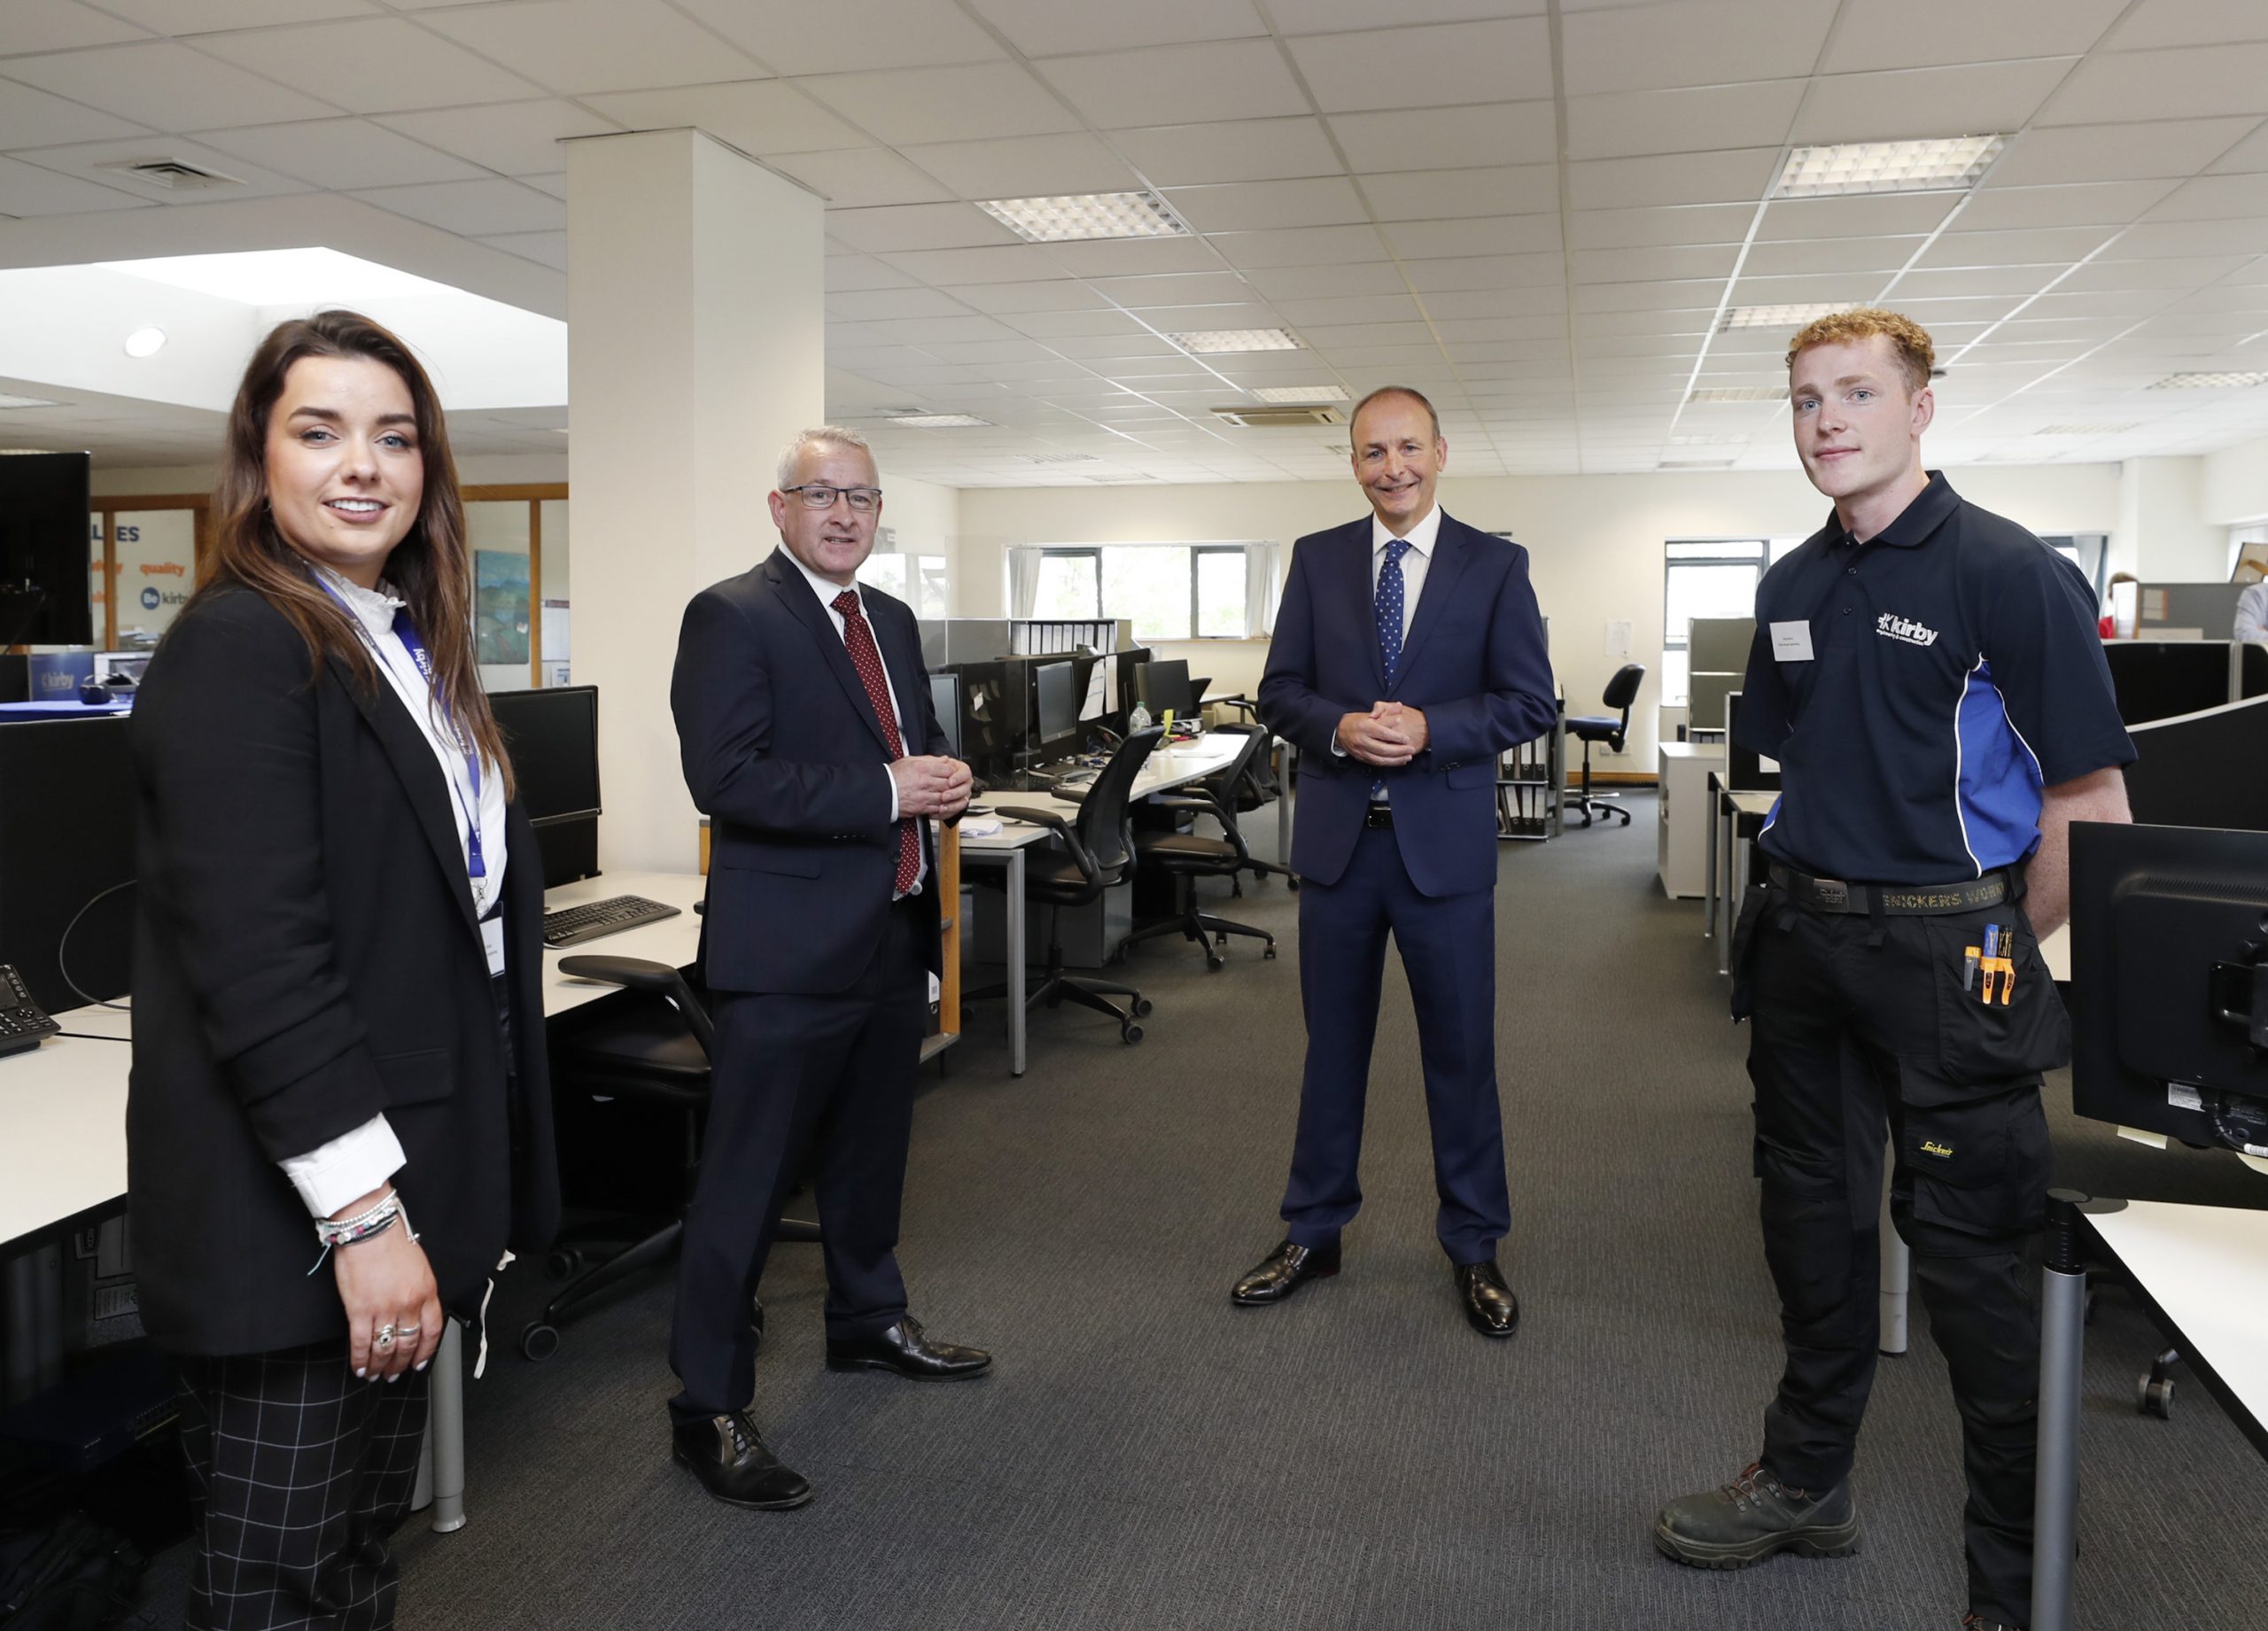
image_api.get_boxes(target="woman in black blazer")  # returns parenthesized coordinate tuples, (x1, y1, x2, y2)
(128, 310, 558, 1631)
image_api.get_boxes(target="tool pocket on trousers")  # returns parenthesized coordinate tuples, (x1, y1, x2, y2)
(1728, 882, 1770, 1022)
(1922, 911, 2069, 1086)
(1903, 1092, 2047, 1243)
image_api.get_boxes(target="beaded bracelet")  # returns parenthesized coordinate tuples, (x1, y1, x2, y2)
(315, 1191, 400, 1250)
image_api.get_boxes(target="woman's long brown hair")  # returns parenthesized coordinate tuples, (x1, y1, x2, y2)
(195, 309, 514, 797)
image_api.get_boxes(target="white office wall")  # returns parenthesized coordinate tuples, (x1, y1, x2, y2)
(2202, 433, 2268, 525)
(959, 462, 2120, 771)
(2111, 455, 2228, 585)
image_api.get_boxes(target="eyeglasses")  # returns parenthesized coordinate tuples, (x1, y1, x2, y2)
(781, 483, 882, 512)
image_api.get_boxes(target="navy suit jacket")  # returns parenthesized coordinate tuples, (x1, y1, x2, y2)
(672, 548, 949, 996)
(1259, 511, 1556, 896)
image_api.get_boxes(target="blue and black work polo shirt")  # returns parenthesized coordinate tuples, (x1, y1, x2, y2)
(1736, 471, 2135, 886)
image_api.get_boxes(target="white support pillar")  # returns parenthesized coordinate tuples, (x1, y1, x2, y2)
(565, 128, 824, 874)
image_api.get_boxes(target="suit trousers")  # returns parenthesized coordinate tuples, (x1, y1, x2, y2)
(175, 1341, 428, 1631)
(669, 898, 928, 1425)
(1743, 889, 2056, 1626)
(1279, 822, 1510, 1261)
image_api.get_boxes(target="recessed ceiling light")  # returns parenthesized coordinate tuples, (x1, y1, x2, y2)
(2036, 422, 2139, 434)
(1252, 384, 1348, 402)
(122, 327, 167, 358)
(1170, 328, 1302, 354)
(887, 414, 992, 427)
(1023, 452, 1098, 463)
(99, 247, 454, 306)
(1668, 433, 1749, 446)
(0, 393, 62, 410)
(1083, 471, 1156, 483)
(1659, 457, 1737, 470)
(1686, 385, 1786, 403)
(1775, 136, 2006, 198)
(2148, 370, 2268, 389)
(976, 191, 1188, 244)
(1722, 303, 1849, 330)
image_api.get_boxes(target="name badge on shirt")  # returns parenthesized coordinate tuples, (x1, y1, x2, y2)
(1770, 620, 1816, 663)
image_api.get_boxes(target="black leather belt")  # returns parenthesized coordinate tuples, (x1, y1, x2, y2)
(1363, 804, 1394, 828)
(1767, 864, 2009, 916)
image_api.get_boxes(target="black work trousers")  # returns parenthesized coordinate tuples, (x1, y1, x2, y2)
(1738, 882, 2064, 1625)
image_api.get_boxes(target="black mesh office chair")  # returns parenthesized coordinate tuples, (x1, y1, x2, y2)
(1565, 663, 1647, 827)
(520, 953, 819, 1362)
(967, 726, 1161, 1045)
(1124, 726, 1279, 970)
(1181, 712, 1299, 893)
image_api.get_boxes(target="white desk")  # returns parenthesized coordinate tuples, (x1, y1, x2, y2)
(540, 869, 707, 1014)
(960, 731, 1247, 1076)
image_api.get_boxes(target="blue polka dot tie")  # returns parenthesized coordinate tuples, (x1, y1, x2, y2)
(1372, 537, 1410, 799)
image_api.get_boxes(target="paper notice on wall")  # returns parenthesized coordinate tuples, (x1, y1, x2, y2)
(2141, 587, 2169, 622)
(1604, 620, 1631, 659)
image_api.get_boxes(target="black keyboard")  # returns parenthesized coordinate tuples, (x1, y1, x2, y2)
(541, 894, 681, 949)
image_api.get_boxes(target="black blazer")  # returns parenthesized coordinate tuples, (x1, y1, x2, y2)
(672, 548, 950, 996)
(126, 584, 560, 1357)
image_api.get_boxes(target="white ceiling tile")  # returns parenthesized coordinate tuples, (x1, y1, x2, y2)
(943, 280, 1106, 314)
(1566, 80, 1805, 162)
(910, 338, 1065, 365)
(675, 0, 1002, 74)
(1208, 221, 1389, 268)
(420, 0, 762, 96)
(1241, 261, 1406, 300)
(1957, 179, 2179, 231)
(0, 151, 149, 214)
(94, 0, 382, 29)
(1046, 333, 1183, 359)
(1565, 202, 1752, 252)
(1269, 0, 1545, 30)
(1422, 284, 1565, 318)
(373, 100, 620, 175)
(1363, 165, 1557, 221)
(2111, 217, 2268, 259)
(1285, 19, 1552, 113)
(1128, 302, 1284, 333)
(352, 176, 566, 235)
(1891, 265, 2068, 299)
(580, 80, 861, 154)
(801, 61, 1081, 144)
(1329, 102, 1557, 173)
(1274, 293, 1423, 327)
(999, 309, 1148, 338)
(474, 229, 568, 271)
(1561, 0, 1838, 97)
(2041, 42, 2268, 125)
(1741, 235, 1928, 276)
(1920, 226, 2119, 268)
(1034, 41, 1309, 128)
(875, 244, 1067, 283)
(966, 0, 1269, 56)
(1162, 176, 1368, 233)
(1041, 236, 1226, 276)
(2108, 0, 2268, 51)
(1573, 243, 1740, 283)
(1576, 278, 1729, 315)
(1106, 117, 1340, 187)
(2145, 170, 2268, 221)
(1727, 271, 1890, 306)
(900, 132, 1138, 198)
(2, 40, 337, 127)
(2049, 252, 2252, 291)
(195, 17, 540, 113)
(0, 2, 151, 54)
(1088, 272, 1256, 306)
(1793, 57, 2076, 147)
(1402, 252, 1564, 290)
(766, 147, 954, 207)
(1382, 214, 1560, 259)
(1995, 118, 2261, 187)
(0, 75, 150, 149)
(824, 201, 1019, 252)
(2206, 122, 2268, 175)
(826, 254, 920, 291)
(1570, 148, 1780, 211)
(1823, 0, 2127, 73)
(17, 131, 314, 201)
(195, 118, 487, 190)
(826, 286, 977, 320)
(1758, 192, 1961, 239)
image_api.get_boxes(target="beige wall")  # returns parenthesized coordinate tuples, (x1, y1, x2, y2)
(959, 462, 2123, 772)
(2202, 433, 2268, 526)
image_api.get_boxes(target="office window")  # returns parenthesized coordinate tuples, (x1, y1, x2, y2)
(855, 551, 949, 616)
(856, 552, 907, 601)
(1024, 543, 1258, 640)
(1663, 540, 1764, 706)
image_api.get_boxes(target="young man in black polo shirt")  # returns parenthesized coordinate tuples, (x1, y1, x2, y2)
(1652, 309, 2134, 1631)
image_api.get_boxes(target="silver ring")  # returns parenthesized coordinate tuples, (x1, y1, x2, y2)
(374, 1324, 397, 1350)
(395, 1324, 422, 1336)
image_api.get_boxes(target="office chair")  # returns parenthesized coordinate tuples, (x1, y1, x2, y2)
(1183, 708, 1298, 892)
(520, 953, 819, 1362)
(1124, 726, 1279, 970)
(1565, 663, 1647, 828)
(967, 726, 1162, 1045)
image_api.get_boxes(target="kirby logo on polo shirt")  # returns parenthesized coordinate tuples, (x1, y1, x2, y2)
(1876, 611, 1940, 648)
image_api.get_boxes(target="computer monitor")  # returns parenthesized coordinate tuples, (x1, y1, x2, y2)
(1136, 657, 1196, 720)
(951, 658, 1028, 781)
(2103, 641, 2237, 724)
(928, 671, 962, 757)
(2070, 820, 2268, 1154)
(1034, 660, 1078, 749)
(0, 451, 93, 648)
(0, 716, 136, 1013)
(1115, 645, 1151, 718)
(487, 685, 601, 888)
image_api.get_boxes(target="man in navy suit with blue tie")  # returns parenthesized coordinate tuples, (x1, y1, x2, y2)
(1234, 387, 1557, 1335)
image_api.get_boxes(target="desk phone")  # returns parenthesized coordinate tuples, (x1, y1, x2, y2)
(0, 965, 62, 1059)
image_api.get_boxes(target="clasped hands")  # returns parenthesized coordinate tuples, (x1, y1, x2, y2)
(1336, 701, 1430, 768)
(890, 753, 973, 819)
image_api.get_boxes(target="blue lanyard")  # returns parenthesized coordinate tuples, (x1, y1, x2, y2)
(310, 570, 486, 882)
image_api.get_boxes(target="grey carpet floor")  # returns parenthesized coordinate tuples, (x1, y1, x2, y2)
(167, 794, 2268, 1628)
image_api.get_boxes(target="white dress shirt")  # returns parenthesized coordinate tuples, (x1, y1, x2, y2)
(1330, 503, 1444, 789)
(281, 563, 512, 1218)
(781, 551, 927, 896)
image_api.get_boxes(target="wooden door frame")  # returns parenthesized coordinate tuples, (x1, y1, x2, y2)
(91, 494, 212, 652)
(464, 484, 567, 687)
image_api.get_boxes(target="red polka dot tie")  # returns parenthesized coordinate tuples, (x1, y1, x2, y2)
(835, 590, 920, 896)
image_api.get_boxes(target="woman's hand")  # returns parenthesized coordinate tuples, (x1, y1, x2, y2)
(330, 1188, 442, 1380)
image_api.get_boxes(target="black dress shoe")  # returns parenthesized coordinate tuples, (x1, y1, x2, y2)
(1231, 1239, 1341, 1306)
(825, 1316, 990, 1379)
(671, 1410, 812, 1511)
(1455, 1258, 1519, 1337)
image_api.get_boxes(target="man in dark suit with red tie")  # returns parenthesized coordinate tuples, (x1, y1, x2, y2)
(667, 427, 985, 1511)
(1233, 387, 1557, 1334)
